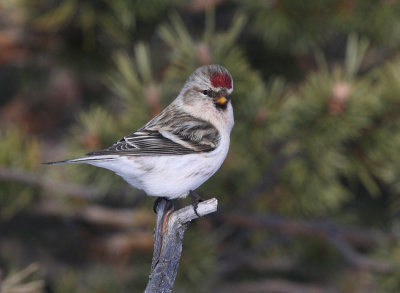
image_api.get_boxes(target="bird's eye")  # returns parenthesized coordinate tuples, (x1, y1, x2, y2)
(202, 90, 208, 96)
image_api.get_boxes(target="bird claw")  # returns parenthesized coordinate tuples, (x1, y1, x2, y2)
(192, 201, 201, 217)
(190, 190, 206, 217)
(190, 190, 206, 202)
(153, 197, 173, 214)
(153, 192, 205, 217)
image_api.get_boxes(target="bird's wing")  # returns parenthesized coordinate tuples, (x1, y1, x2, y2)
(86, 106, 220, 156)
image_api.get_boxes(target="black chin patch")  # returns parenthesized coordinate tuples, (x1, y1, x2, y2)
(215, 102, 228, 110)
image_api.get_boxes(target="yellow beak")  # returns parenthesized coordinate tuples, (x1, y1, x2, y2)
(216, 96, 228, 105)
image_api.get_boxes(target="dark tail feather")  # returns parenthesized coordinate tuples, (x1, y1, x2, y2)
(42, 156, 116, 165)
(42, 159, 73, 165)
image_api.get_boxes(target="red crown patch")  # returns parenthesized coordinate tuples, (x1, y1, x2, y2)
(210, 73, 232, 89)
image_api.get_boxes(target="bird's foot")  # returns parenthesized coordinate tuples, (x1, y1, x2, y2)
(153, 197, 174, 214)
(190, 190, 206, 217)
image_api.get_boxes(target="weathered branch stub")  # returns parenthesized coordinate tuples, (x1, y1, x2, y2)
(144, 198, 218, 293)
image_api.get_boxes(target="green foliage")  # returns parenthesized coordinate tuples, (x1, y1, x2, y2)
(64, 106, 129, 193)
(240, 0, 400, 53)
(105, 44, 163, 128)
(52, 266, 147, 293)
(30, 0, 187, 49)
(159, 13, 248, 85)
(174, 227, 218, 293)
(0, 128, 41, 218)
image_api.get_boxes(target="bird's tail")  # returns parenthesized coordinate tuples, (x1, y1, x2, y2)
(42, 155, 117, 165)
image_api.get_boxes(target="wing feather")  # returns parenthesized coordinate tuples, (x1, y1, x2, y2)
(86, 105, 220, 156)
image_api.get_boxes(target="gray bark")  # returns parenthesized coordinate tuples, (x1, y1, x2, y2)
(144, 198, 218, 293)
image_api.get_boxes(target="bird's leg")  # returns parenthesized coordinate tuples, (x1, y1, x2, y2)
(153, 197, 163, 214)
(153, 197, 174, 213)
(189, 190, 206, 217)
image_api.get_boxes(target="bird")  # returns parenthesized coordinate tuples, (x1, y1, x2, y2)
(45, 64, 234, 211)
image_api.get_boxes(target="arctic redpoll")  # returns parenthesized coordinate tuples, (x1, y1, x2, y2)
(45, 64, 234, 202)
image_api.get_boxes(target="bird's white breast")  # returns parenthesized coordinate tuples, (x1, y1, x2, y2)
(89, 134, 230, 199)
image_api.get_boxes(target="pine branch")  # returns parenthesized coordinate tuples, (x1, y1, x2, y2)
(144, 198, 218, 293)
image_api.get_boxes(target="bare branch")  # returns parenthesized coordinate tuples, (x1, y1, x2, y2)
(1, 263, 44, 293)
(144, 198, 218, 293)
(223, 213, 398, 272)
(328, 235, 396, 272)
(215, 278, 339, 293)
(34, 200, 154, 229)
(0, 166, 101, 199)
(223, 213, 395, 249)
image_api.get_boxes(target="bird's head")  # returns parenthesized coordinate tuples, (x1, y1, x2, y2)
(179, 64, 233, 112)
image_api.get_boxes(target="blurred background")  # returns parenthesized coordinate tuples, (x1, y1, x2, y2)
(2, 0, 400, 292)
